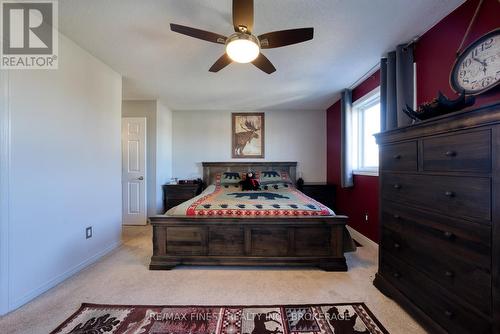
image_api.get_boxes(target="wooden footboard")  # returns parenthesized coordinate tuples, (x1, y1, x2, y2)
(149, 215, 349, 271)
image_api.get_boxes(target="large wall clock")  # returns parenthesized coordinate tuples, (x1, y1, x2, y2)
(450, 28, 500, 95)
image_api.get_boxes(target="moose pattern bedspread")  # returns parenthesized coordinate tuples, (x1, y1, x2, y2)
(166, 175, 334, 217)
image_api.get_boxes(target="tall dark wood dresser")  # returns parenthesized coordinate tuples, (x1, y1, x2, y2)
(374, 103, 500, 334)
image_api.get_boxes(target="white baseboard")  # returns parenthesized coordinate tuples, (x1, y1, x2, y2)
(6, 240, 122, 315)
(347, 226, 379, 251)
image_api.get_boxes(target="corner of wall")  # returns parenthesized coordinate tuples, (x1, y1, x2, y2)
(0, 70, 10, 315)
(155, 101, 173, 213)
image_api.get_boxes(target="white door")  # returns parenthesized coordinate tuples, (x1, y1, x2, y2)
(122, 117, 147, 225)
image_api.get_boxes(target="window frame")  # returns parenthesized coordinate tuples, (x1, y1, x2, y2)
(351, 87, 380, 177)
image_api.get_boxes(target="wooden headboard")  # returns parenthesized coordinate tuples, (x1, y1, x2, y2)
(202, 162, 297, 185)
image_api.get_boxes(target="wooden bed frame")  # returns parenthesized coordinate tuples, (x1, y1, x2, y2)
(149, 162, 348, 271)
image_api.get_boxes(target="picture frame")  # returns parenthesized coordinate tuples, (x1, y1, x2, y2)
(231, 112, 265, 158)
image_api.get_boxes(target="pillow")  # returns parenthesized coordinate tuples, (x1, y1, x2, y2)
(219, 172, 242, 185)
(260, 170, 292, 184)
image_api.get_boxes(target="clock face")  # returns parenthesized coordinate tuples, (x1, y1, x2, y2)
(451, 29, 500, 95)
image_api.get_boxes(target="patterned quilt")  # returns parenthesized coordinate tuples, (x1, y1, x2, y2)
(166, 175, 334, 217)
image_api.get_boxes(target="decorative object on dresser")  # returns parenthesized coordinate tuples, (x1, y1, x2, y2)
(232, 113, 264, 158)
(296, 181, 336, 211)
(449, 0, 499, 96)
(402, 91, 475, 121)
(450, 25, 500, 95)
(374, 102, 500, 334)
(162, 182, 202, 213)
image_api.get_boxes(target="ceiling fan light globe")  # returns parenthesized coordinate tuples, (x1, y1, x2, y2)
(225, 33, 260, 63)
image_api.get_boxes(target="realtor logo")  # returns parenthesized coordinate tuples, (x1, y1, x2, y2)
(1, 0, 58, 69)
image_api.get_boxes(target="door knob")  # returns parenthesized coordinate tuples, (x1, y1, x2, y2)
(137, 176, 144, 180)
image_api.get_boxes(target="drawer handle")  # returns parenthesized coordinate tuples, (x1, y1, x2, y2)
(445, 150, 457, 157)
(444, 191, 455, 197)
(444, 310, 454, 318)
(393, 243, 401, 250)
(393, 184, 402, 190)
(393, 214, 401, 220)
(445, 270, 455, 278)
(392, 272, 401, 278)
(393, 154, 401, 160)
(443, 231, 455, 240)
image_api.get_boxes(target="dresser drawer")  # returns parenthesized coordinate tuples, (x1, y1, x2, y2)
(380, 253, 491, 334)
(422, 130, 491, 173)
(382, 202, 491, 260)
(380, 141, 417, 171)
(381, 173, 491, 221)
(381, 223, 491, 314)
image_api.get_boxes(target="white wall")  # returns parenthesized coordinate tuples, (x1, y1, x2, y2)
(0, 65, 10, 315)
(156, 101, 173, 213)
(0, 33, 122, 315)
(172, 110, 326, 182)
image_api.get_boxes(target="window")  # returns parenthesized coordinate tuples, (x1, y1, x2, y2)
(350, 87, 380, 176)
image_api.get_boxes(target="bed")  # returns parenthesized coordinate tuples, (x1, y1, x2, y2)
(149, 162, 353, 271)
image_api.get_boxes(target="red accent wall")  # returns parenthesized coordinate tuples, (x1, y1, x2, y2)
(327, 72, 381, 243)
(326, 0, 500, 243)
(416, 0, 500, 107)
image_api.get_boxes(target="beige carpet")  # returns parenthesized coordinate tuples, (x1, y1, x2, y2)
(0, 226, 425, 334)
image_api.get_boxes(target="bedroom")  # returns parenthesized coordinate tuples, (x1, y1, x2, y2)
(0, 0, 499, 333)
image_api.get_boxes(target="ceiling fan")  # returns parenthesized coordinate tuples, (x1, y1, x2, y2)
(170, 0, 314, 74)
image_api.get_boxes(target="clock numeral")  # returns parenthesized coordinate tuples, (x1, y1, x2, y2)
(462, 58, 472, 69)
(483, 38, 494, 49)
(476, 39, 493, 54)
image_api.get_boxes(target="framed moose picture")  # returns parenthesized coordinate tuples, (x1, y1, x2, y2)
(232, 113, 265, 158)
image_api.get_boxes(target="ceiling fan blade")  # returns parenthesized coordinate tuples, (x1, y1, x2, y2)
(259, 28, 314, 49)
(170, 23, 227, 44)
(252, 53, 276, 74)
(209, 54, 232, 72)
(233, 0, 254, 32)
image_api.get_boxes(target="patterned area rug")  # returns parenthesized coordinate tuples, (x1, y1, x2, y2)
(50, 303, 389, 334)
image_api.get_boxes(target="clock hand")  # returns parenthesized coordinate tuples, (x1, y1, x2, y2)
(472, 56, 488, 68)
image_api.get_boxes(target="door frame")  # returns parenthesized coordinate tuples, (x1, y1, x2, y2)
(121, 117, 147, 225)
(0, 70, 10, 315)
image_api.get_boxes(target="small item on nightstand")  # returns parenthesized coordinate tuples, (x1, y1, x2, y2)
(169, 177, 178, 184)
(178, 178, 203, 184)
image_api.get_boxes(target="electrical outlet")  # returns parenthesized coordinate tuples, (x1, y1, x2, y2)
(364, 213, 369, 223)
(86, 226, 92, 239)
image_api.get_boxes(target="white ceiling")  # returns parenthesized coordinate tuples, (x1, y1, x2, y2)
(58, 0, 464, 111)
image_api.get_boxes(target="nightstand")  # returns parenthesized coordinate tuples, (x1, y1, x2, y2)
(297, 183, 336, 210)
(162, 183, 202, 213)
